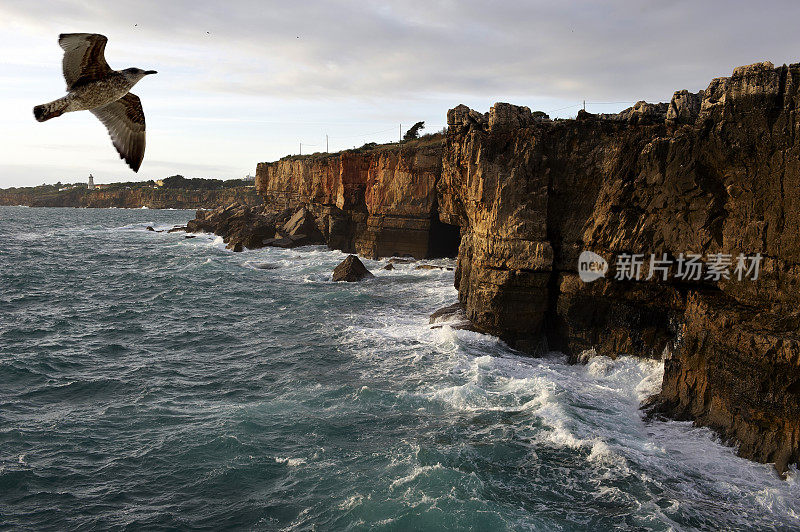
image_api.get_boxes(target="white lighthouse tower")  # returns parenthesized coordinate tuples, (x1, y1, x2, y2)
(87, 174, 95, 190)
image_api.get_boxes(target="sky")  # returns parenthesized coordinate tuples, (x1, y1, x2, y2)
(1, 0, 799, 187)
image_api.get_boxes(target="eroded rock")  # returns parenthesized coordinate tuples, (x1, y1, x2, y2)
(332, 255, 375, 282)
(429, 302, 474, 331)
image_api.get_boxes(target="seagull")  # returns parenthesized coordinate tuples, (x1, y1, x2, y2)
(33, 33, 157, 172)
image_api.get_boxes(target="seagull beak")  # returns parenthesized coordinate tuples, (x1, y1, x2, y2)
(144, 70, 157, 75)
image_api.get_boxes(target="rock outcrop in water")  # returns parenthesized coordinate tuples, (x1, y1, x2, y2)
(186, 61, 800, 473)
(186, 202, 326, 251)
(332, 255, 374, 282)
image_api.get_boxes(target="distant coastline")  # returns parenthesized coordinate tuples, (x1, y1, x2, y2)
(0, 176, 261, 209)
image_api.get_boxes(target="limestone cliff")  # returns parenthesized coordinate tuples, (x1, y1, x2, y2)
(441, 62, 800, 472)
(255, 139, 458, 259)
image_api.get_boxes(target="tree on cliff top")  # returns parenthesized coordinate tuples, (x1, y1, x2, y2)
(404, 121, 425, 140)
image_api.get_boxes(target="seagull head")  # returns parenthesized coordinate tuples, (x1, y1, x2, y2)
(122, 68, 158, 84)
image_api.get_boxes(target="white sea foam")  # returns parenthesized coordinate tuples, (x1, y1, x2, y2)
(93, 219, 800, 526)
(6, 210, 798, 528)
(337, 276, 800, 526)
(275, 456, 307, 467)
(338, 494, 365, 510)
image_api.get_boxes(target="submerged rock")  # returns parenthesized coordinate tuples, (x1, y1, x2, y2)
(249, 261, 279, 270)
(428, 302, 474, 331)
(332, 255, 374, 282)
(281, 207, 324, 246)
(262, 236, 295, 248)
(383, 263, 394, 270)
(414, 264, 455, 271)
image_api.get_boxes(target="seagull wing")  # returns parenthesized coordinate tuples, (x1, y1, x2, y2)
(91, 93, 147, 172)
(58, 33, 112, 89)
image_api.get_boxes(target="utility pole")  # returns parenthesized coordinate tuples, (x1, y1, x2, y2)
(583, 100, 586, 111)
(326, 134, 329, 153)
(400, 123, 402, 143)
(300, 142, 302, 156)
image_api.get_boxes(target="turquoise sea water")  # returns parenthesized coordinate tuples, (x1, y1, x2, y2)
(1, 206, 799, 530)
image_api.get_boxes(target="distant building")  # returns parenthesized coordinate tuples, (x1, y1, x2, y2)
(155, 180, 165, 187)
(244, 174, 255, 182)
(87, 174, 95, 190)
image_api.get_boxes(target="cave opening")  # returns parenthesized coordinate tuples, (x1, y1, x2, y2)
(427, 202, 461, 258)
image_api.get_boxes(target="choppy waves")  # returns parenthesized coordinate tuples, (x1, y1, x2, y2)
(0, 206, 798, 530)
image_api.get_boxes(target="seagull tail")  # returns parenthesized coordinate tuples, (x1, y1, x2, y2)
(34, 97, 69, 122)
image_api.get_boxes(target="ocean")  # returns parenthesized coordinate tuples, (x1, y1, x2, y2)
(1, 206, 798, 530)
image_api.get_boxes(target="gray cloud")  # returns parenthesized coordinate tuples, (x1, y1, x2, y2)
(3, 0, 800, 187)
(4, 0, 800, 103)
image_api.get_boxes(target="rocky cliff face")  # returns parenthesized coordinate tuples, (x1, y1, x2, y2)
(0, 187, 261, 209)
(245, 61, 799, 472)
(441, 62, 800, 472)
(255, 140, 458, 259)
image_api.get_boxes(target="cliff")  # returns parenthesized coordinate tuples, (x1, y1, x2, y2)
(441, 61, 800, 473)
(0, 186, 261, 209)
(255, 136, 459, 259)
(213, 61, 799, 473)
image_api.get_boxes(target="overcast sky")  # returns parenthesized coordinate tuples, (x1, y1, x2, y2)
(2, 0, 799, 187)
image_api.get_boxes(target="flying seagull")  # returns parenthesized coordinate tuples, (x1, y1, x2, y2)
(33, 33, 157, 172)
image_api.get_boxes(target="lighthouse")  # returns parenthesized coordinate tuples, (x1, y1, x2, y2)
(87, 174, 95, 190)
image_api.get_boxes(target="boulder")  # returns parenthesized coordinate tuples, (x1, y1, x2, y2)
(282, 207, 324, 244)
(332, 255, 375, 282)
(262, 236, 295, 248)
(429, 302, 466, 323)
(429, 302, 474, 331)
(383, 263, 394, 270)
(146, 226, 155, 231)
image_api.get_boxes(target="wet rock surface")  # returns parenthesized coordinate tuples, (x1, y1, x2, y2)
(428, 302, 474, 331)
(185, 202, 325, 252)
(332, 255, 375, 282)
